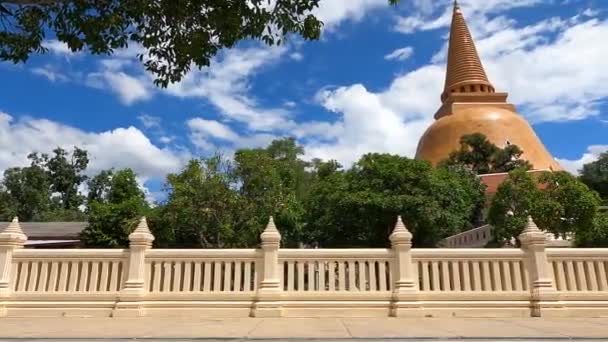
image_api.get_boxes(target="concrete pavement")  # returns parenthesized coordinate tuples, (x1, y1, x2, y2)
(0, 317, 607, 339)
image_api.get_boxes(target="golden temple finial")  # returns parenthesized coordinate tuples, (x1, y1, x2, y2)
(441, 1, 494, 102)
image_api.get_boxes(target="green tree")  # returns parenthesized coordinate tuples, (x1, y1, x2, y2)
(80, 169, 147, 247)
(1, 153, 51, 221)
(45, 147, 89, 210)
(234, 137, 311, 246)
(305, 154, 486, 247)
(580, 151, 608, 204)
(488, 169, 601, 246)
(441, 133, 532, 175)
(576, 211, 608, 247)
(155, 156, 252, 248)
(0, 0, 324, 87)
(86, 169, 114, 206)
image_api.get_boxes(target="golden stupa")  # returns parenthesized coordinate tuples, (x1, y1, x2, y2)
(415, 1, 562, 171)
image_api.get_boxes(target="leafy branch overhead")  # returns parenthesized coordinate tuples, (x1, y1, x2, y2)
(0, 1, 408, 88)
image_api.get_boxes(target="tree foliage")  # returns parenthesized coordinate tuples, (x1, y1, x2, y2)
(0, 0, 325, 87)
(305, 154, 486, 247)
(441, 133, 532, 175)
(0, 147, 88, 221)
(80, 168, 148, 247)
(488, 168, 602, 246)
(580, 151, 608, 204)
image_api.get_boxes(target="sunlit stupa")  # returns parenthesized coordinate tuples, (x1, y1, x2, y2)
(415, 1, 562, 171)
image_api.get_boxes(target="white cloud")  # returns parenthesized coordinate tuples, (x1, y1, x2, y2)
(557, 145, 608, 174)
(290, 52, 304, 61)
(0, 112, 188, 183)
(137, 114, 162, 129)
(313, 0, 387, 29)
(165, 45, 294, 131)
(31, 65, 68, 82)
(187, 117, 276, 152)
(384, 46, 414, 61)
(89, 71, 151, 105)
(42, 40, 75, 56)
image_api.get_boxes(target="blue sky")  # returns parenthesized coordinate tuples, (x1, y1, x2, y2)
(1, 0, 607, 200)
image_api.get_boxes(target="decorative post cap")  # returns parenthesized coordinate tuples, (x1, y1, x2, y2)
(0, 216, 27, 246)
(128, 217, 155, 246)
(390, 216, 412, 246)
(260, 216, 281, 245)
(518, 215, 546, 246)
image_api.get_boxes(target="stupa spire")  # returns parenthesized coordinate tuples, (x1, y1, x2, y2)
(441, 1, 495, 102)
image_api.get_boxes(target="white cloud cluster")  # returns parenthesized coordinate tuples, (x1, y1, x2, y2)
(306, 5, 608, 167)
(0, 112, 188, 183)
(166, 46, 294, 132)
(384, 46, 414, 61)
(557, 145, 608, 175)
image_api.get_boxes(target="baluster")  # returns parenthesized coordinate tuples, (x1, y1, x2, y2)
(213, 261, 222, 291)
(17, 262, 29, 292)
(451, 261, 461, 291)
(38, 262, 49, 292)
(378, 261, 387, 291)
(357, 261, 366, 291)
(243, 262, 252, 291)
(79, 262, 90, 292)
(287, 261, 295, 292)
(431, 261, 440, 291)
(223, 261, 232, 292)
(554, 261, 565, 291)
(68, 261, 79, 292)
(501, 261, 512, 291)
(421, 261, 430, 291)
(575, 261, 588, 291)
(203, 262, 212, 291)
(234, 261, 242, 292)
(441, 261, 450, 291)
(297, 262, 305, 291)
(193, 262, 202, 291)
(492, 261, 502, 291)
(328, 261, 336, 291)
(565, 261, 576, 291)
(597, 261, 607, 291)
(27, 261, 39, 292)
(472, 262, 482, 291)
(58, 262, 69, 292)
(338, 262, 346, 291)
(88, 262, 99, 292)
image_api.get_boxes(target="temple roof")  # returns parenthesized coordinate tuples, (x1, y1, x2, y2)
(441, 1, 495, 102)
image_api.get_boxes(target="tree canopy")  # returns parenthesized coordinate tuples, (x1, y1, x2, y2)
(2, 133, 607, 248)
(1, 0, 320, 87)
(441, 133, 532, 175)
(580, 151, 608, 204)
(80, 168, 148, 247)
(0, 147, 88, 221)
(304, 154, 486, 247)
(488, 168, 603, 246)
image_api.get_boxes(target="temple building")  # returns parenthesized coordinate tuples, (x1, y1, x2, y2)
(415, 1, 562, 171)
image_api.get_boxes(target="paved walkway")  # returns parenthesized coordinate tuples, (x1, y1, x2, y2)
(0, 317, 607, 339)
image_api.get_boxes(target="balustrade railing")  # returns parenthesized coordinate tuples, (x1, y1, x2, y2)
(0, 216, 607, 318)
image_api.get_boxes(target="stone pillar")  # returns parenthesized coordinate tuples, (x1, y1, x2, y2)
(519, 216, 562, 317)
(251, 217, 283, 317)
(0, 217, 27, 317)
(390, 216, 419, 317)
(114, 217, 154, 317)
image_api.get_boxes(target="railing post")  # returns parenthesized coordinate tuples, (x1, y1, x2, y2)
(390, 216, 419, 317)
(519, 216, 562, 317)
(251, 216, 283, 317)
(114, 217, 154, 317)
(0, 217, 27, 317)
